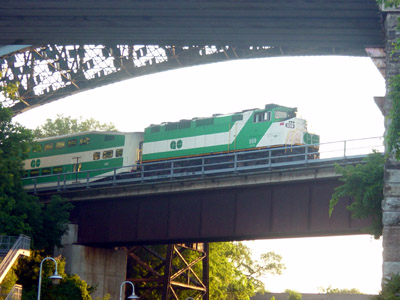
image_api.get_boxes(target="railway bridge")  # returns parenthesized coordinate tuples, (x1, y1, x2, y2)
(29, 141, 378, 300)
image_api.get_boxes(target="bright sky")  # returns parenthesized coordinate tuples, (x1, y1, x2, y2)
(14, 56, 386, 294)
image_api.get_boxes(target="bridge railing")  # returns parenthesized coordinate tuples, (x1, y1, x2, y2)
(25, 136, 384, 193)
(319, 136, 384, 158)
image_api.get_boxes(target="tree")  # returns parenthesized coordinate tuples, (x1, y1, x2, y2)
(0, 103, 72, 250)
(376, 274, 400, 300)
(33, 115, 117, 138)
(319, 286, 362, 294)
(209, 242, 284, 300)
(285, 289, 302, 300)
(13, 251, 103, 300)
(329, 151, 384, 238)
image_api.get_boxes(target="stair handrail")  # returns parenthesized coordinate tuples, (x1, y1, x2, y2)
(0, 235, 31, 283)
(4, 284, 22, 300)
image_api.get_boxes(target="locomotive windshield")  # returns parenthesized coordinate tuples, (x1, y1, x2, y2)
(275, 111, 288, 119)
(274, 109, 296, 121)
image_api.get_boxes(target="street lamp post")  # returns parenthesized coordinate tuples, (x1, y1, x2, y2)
(37, 257, 63, 300)
(119, 281, 139, 300)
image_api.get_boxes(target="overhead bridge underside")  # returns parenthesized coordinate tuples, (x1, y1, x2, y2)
(55, 156, 373, 246)
(0, 0, 384, 115)
(73, 177, 370, 246)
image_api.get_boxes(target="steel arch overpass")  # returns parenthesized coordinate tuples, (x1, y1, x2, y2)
(0, 0, 385, 115)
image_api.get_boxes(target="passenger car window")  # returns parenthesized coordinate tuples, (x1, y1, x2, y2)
(56, 141, 66, 149)
(80, 137, 90, 145)
(44, 143, 54, 151)
(30, 169, 40, 177)
(53, 166, 63, 174)
(41, 168, 52, 175)
(68, 139, 77, 147)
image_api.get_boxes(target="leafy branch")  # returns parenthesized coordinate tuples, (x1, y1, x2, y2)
(329, 151, 384, 238)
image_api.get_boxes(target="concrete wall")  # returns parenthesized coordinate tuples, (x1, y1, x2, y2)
(54, 224, 127, 300)
(252, 293, 374, 300)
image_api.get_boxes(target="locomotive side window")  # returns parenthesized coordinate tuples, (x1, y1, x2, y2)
(93, 152, 100, 160)
(53, 166, 63, 174)
(253, 111, 271, 123)
(44, 143, 54, 151)
(56, 141, 66, 149)
(275, 111, 288, 119)
(103, 150, 113, 159)
(80, 137, 90, 145)
(68, 139, 77, 147)
(23, 170, 29, 178)
(42, 168, 52, 175)
(116, 149, 123, 157)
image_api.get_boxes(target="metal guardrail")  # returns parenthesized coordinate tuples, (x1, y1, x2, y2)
(0, 237, 18, 257)
(4, 284, 22, 300)
(26, 137, 384, 194)
(0, 235, 31, 284)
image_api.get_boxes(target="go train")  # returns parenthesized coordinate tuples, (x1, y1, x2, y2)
(22, 104, 320, 189)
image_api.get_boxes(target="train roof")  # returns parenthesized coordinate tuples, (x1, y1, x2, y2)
(147, 104, 297, 128)
(35, 131, 143, 142)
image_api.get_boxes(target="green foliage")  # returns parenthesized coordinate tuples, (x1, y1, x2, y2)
(386, 75, 400, 160)
(377, 0, 400, 8)
(285, 289, 302, 300)
(376, 274, 400, 300)
(33, 115, 117, 138)
(32, 195, 73, 251)
(209, 242, 284, 300)
(15, 251, 95, 300)
(0, 268, 18, 299)
(329, 151, 384, 238)
(0, 104, 73, 250)
(319, 286, 362, 294)
(0, 70, 20, 102)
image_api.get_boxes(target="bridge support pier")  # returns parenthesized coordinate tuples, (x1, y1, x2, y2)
(54, 224, 127, 300)
(383, 12, 400, 280)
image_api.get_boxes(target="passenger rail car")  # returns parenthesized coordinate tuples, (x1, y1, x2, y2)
(22, 131, 143, 189)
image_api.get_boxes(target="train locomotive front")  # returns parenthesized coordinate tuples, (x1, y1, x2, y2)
(141, 104, 319, 162)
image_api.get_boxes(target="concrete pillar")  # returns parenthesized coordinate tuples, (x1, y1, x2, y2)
(54, 225, 127, 300)
(383, 12, 400, 279)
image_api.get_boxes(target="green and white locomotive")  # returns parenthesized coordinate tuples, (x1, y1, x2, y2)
(22, 104, 319, 189)
(142, 104, 319, 162)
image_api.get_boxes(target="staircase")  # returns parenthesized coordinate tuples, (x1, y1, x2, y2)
(0, 235, 30, 300)
(3, 284, 22, 300)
